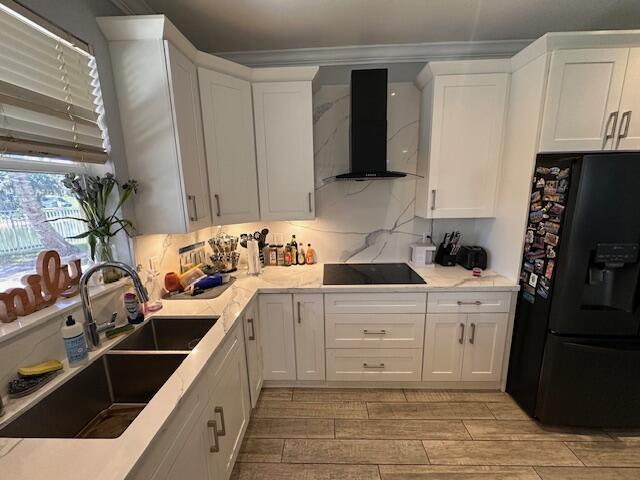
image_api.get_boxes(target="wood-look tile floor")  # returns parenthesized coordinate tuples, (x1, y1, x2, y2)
(231, 388, 640, 479)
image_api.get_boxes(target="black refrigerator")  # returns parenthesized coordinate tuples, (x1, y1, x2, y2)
(507, 151, 640, 427)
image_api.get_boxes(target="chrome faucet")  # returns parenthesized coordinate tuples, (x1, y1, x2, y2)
(80, 261, 149, 349)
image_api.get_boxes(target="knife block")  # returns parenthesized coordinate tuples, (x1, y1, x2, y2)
(435, 241, 457, 267)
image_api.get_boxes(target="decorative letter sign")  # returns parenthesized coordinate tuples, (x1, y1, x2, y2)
(0, 250, 82, 323)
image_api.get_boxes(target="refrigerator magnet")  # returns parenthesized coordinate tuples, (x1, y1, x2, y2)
(536, 177, 546, 188)
(536, 286, 549, 299)
(544, 181, 558, 195)
(536, 166, 550, 175)
(523, 262, 535, 273)
(544, 232, 559, 246)
(546, 246, 557, 259)
(530, 210, 544, 223)
(523, 291, 535, 304)
(545, 222, 560, 234)
(550, 166, 561, 176)
(531, 201, 542, 211)
(558, 168, 570, 179)
(529, 272, 539, 288)
(545, 260, 555, 279)
(531, 191, 541, 202)
(550, 203, 565, 215)
(534, 259, 545, 274)
(525, 230, 534, 244)
(557, 179, 568, 193)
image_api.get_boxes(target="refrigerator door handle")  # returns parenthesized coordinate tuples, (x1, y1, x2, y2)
(603, 111, 619, 149)
(565, 341, 640, 353)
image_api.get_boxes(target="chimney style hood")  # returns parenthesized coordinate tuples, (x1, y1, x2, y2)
(335, 69, 406, 180)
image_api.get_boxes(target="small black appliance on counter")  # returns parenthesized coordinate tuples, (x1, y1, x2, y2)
(456, 246, 488, 270)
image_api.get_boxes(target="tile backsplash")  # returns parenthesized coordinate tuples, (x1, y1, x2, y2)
(133, 82, 479, 278)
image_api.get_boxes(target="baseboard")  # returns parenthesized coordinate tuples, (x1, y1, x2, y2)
(263, 380, 503, 390)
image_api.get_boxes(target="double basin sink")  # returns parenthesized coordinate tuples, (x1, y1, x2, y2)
(0, 317, 217, 439)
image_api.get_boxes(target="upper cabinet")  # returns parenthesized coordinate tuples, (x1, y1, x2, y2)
(415, 61, 510, 218)
(98, 16, 318, 232)
(540, 47, 640, 152)
(198, 69, 260, 224)
(105, 37, 212, 234)
(253, 82, 316, 221)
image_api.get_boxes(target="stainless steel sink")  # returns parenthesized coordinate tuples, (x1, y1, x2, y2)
(0, 352, 186, 439)
(112, 317, 217, 351)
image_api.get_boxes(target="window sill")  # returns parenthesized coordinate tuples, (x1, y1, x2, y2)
(0, 279, 127, 345)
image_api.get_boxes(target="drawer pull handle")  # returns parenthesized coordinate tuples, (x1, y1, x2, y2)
(363, 329, 387, 335)
(215, 406, 226, 436)
(457, 300, 482, 306)
(459, 323, 465, 344)
(297, 301, 302, 324)
(247, 317, 255, 340)
(207, 419, 220, 453)
(469, 322, 476, 344)
(363, 363, 385, 369)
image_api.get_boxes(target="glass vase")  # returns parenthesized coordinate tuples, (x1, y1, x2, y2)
(96, 238, 122, 284)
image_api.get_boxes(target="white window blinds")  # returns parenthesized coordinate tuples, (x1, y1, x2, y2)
(0, 1, 108, 163)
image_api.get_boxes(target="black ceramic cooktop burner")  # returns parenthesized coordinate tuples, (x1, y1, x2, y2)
(323, 263, 426, 285)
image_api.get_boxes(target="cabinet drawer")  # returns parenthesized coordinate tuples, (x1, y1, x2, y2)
(326, 348, 423, 381)
(427, 291, 511, 313)
(326, 313, 425, 349)
(325, 293, 427, 314)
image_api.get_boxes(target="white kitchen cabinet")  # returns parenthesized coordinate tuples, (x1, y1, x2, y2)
(105, 38, 211, 233)
(540, 48, 629, 152)
(243, 299, 263, 407)
(252, 82, 315, 221)
(423, 312, 509, 382)
(617, 48, 640, 150)
(326, 348, 423, 381)
(259, 294, 297, 380)
(208, 331, 251, 480)
(416, 64, 510, 218)
(422, 313, 466, 381)
(198, 69, 261, 224)
(293, 294, 325, 380)
(162, 405, 212, 480)
(460, 313, 508, 382)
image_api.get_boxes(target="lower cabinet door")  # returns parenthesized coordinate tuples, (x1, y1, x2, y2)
(209, 332, 251, 480)
(460, 313, 508, 382)
(422, 314, 465, 381)
(293, 293, 325, 380)
(326, 348, 422, 381)
(244, 300, 263, 407)
(259, 294, 297, 380)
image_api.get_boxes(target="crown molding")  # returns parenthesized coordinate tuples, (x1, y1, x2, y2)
(217, 39, 534, 67)
(108, 0, 154, 15)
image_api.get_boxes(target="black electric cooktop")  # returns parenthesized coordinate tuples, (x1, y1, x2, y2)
(323, 263, 426, 285)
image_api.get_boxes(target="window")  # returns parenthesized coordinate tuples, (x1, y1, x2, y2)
(0, 1, 110, 290)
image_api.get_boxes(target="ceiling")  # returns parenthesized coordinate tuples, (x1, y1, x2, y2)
(140, 0, 640, 54)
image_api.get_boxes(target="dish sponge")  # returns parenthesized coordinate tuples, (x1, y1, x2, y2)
(18, 360, 63, 377)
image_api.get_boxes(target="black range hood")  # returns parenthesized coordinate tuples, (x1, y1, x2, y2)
(335, 69, 407, 180)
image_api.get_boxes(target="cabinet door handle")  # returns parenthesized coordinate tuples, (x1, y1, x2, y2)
(247, 317, 255, 340)
(457, 300, 482, 306)
(308, 192, 313, 213)
(363, 329, 387, 335)
(297, 301, 302, 324)
(214, 194, 221, 217)
(459, 323, 465, 344)
(616, 110, 632, 148)
(188, 195, 198, 221)
(431, 189, 436, 211)
(214, 406, 226, 436)
(469, 322, 476, 344)
(207, 419, 220, 453)
(363, 363, 385, 369)
(603, 111, 619, 149)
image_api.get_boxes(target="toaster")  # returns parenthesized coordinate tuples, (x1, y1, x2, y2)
(456, 246, 488, 270)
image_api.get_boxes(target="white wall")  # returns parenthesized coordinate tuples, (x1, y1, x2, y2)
(475, 54, 550, 281)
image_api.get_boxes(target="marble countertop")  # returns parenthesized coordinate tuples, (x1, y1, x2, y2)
(0, 263, 517, 479)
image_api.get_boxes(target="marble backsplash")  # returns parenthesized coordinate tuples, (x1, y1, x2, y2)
(133, 82, 479, 277)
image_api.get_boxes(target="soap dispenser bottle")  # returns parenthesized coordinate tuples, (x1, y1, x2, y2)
(62, 314, 88, 365)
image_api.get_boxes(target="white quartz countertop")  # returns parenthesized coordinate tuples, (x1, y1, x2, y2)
(0, 263, 517, 479)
